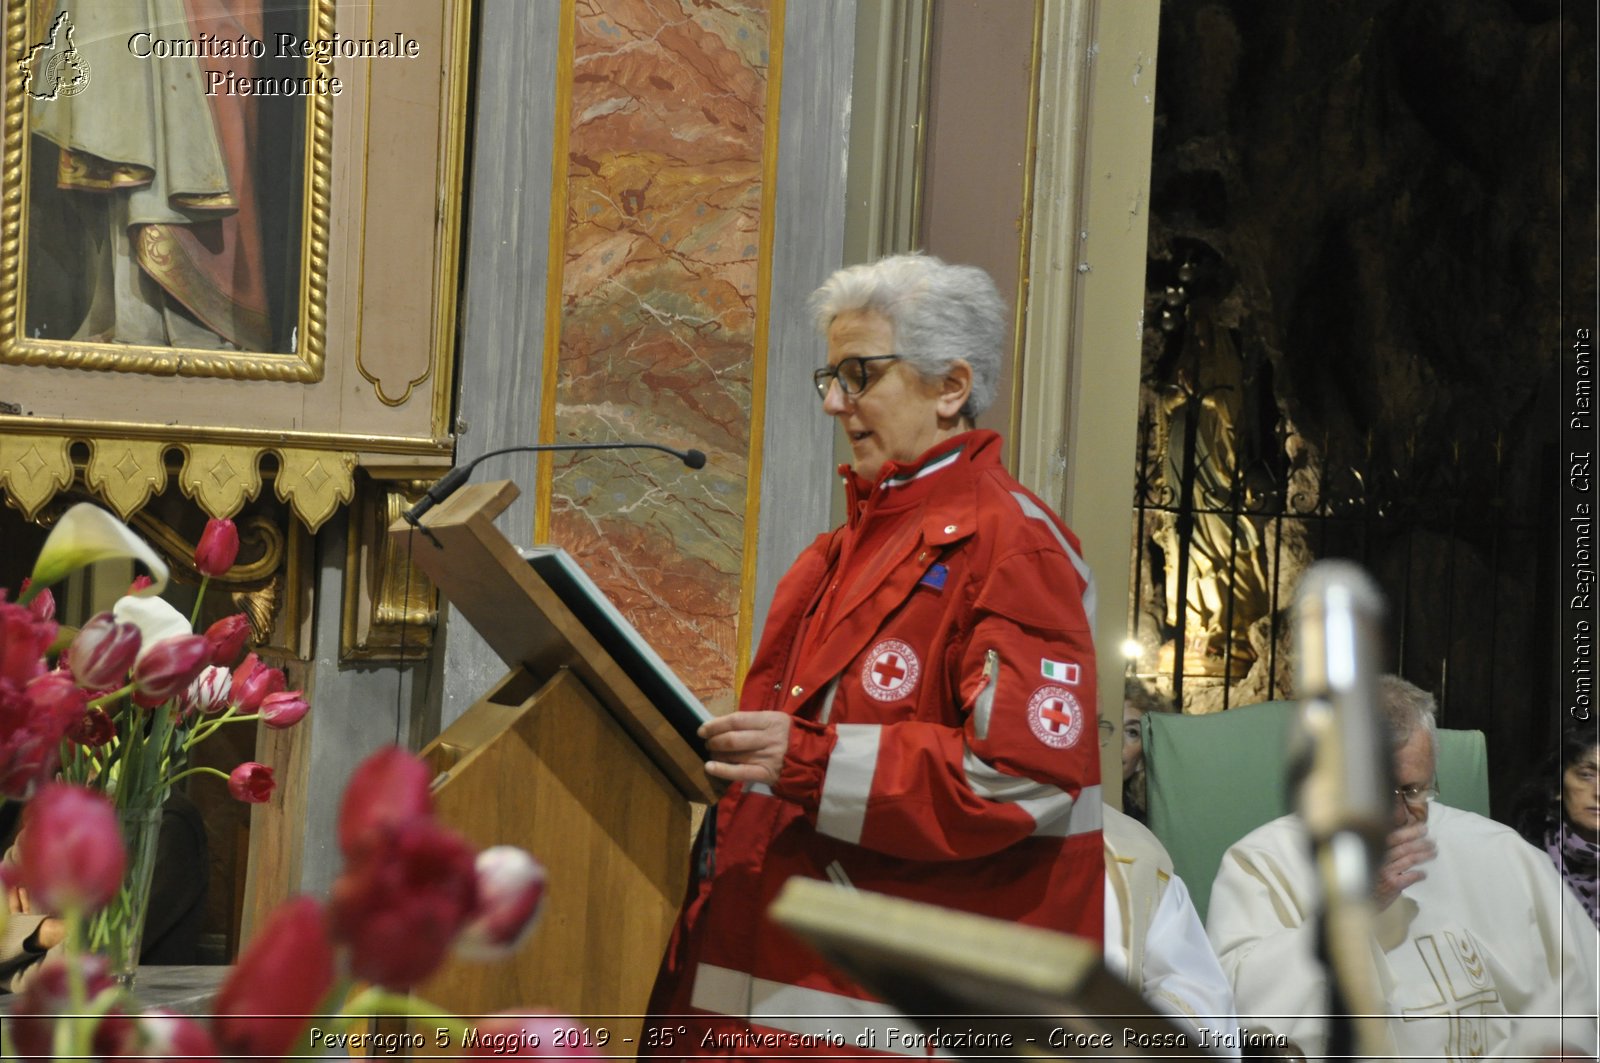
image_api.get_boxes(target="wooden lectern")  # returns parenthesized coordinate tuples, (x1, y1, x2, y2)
(390, 481, 717, 1044)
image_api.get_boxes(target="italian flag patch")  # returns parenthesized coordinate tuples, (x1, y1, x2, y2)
(1041, 658, 1080, 684)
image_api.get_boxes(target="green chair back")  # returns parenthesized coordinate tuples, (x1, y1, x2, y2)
(1142, 700, 1490, 922)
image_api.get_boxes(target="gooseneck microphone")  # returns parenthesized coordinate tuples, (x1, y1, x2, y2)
(402, 441, 708, 527)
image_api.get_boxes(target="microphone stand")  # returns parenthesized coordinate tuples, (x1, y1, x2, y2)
(401, 441, 708, 544)
(1292, 560, 1392, 1061)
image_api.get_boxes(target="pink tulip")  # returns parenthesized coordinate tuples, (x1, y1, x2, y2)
(337, 746, 433, 858)
(17, 783, 125, 912)
(67, 612, 142, 689)
(194, 517, 239, 578)
(132, 634, 211, 703)
(0, 704, 63, 800)
(25, 671, 88, 728)
(0, 600, 50, 689)
(202, 612, 251, 667)
(0, 671, 87, 799)
(19, 579, 55, 623)
(68, 707, 117, 748)
(228, 762, 276, 804)
(464, 1013, 601, 1058)
(127, 574, 155, 594)
(330, 816, 479, 990)
(179, 665, 232, 720)
(455, 846, 548, 961)
(230, 653, 286, 712)
(9, 954, 128, 1061)
(213, 897, 336, 1060)
(260, 690, 309, 729)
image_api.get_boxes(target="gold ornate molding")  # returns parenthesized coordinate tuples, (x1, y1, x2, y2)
(176, 443, 265, 520)
(85, 438, 169, 519)
(0, 431, 71, 518)
(0, 432, 354, 531)
(274, 448, 356, 533)
(341, 477, 436, 661)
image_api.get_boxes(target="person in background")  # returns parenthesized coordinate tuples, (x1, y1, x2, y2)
(1208, 676, 1598, 1061)
(643, 253, 1102, 1056)
(0, 789, 209, 991)
(1512, 727, 1600, 924)
(1121, 678, 1174, 823)
(1103, 804, 1243, 1057)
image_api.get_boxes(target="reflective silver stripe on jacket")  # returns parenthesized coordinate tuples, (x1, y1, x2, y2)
(818, 726, 1100, 843)
(1008, 490, 1097, 625)
(962, 749, 1103, 837)
(816, 723, 880, 843)
(690, 963, 944, 1057)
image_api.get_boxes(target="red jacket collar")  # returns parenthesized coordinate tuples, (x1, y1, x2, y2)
(840, 429, 1002, 531)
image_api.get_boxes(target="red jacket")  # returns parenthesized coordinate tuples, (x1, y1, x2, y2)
(644, 431, 1102, 1058)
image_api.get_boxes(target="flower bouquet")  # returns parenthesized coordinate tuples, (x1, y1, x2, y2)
(2, 745, 569, 1060)
(3, 503, 306, 982)
(1, 504, 584, 1058)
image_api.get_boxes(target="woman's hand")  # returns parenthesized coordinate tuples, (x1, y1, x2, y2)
(700, 711, 792, 786)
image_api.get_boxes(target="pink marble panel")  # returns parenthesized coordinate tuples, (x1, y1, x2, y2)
(550, 0, 771, 712)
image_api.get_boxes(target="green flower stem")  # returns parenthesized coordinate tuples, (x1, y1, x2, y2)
(165, 765, 230, 788)
(87, 683, 136, 711)
(61, 908, 90, 1059)
(182, 705, 242, 751)
(189, 576, 211, 629)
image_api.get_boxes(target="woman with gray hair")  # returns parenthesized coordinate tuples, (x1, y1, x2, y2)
(645, 254, 1103, 1056)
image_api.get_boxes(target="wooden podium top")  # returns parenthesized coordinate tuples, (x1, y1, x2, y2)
(392, 480, 717, 804)
(769, 880, 1208, 1060)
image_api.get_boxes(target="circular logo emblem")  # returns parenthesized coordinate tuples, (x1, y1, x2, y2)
(48, 51, 91, 97)
(1027, 685, 1084, 749)
(861, 639, 920, 702)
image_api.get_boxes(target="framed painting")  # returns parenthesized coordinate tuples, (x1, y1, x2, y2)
(0, 0, 470, 530)
(7, 0, 330, 377)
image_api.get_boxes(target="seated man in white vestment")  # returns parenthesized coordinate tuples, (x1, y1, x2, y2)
(1104, 804, 1244, 1058)
(1207, 676, 1599, 1061)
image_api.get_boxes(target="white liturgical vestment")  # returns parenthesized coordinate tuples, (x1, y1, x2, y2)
(1103, 806, 1242, 1057)
(1207, 803, 1600, 1061)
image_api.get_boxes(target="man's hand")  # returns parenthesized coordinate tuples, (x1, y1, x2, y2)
(1374, 821, 1436, 911)
(29, 916, 65, 952)
(5, 845, 65, 953)
(701, 711, 792, 786)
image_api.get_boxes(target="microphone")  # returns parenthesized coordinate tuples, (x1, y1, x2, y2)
(1293, 560, 1390, 847)
(1292, 559, 1390, 1060)
(402, 441, 707, 527)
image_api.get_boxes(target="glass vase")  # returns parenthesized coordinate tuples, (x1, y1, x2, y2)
(86, 799, 165, 988)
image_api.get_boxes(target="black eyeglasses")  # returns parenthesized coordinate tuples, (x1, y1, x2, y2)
(813, 355, 901, 401)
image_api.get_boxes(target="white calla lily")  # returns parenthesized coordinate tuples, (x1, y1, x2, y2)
(25, 503, 169, 601)
(113, 595, 192, 662)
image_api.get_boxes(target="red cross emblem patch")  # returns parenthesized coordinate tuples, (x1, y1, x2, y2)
(861, 639, 920, 702)
(1026, 685, 1084, 749)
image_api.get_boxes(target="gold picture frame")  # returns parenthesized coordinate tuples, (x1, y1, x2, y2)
(0, 0, 472, 530)
(1, 0, 332, 380)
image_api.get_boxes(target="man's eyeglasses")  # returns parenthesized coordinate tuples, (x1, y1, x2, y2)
(813, 355, 901, 401)
(1393, 783, 1439, 809)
